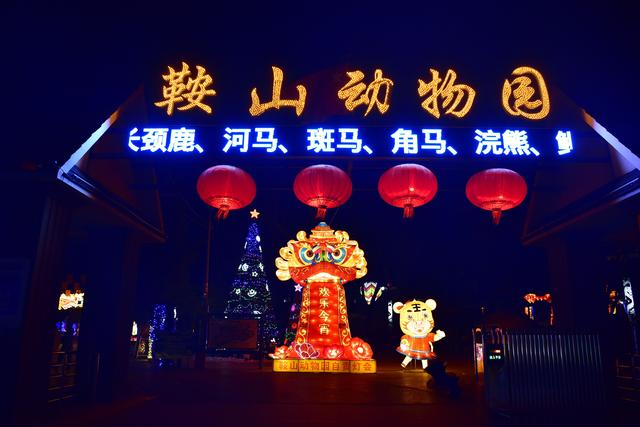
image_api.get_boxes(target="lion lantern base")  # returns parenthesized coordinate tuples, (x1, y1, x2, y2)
(270, 223, 376, 373)
(393, 299, 445, 369)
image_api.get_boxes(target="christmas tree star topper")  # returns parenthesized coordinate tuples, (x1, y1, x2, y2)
(250, 209, 260, 219)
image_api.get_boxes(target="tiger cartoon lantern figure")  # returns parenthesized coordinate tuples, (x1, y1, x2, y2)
(271, 222, 376, 373)
(393, 299, 445, 368)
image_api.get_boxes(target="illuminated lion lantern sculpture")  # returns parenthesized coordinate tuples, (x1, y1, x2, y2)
(393, 299, 445, 368)
(272, 222, 374, 365)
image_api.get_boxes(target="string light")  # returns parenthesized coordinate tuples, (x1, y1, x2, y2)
(502, 66, 550, 120)
(271, 223, 375, 371)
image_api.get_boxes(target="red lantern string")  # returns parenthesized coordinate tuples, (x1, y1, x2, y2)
(293, 165, 352, 220)
(197, 165, 256, 219)
(378, 163, 438, 218)
(465, 168, 527, 224)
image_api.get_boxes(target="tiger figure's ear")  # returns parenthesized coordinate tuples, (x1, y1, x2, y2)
(392, 302, 404, 314)
(425, 299, 437, 311)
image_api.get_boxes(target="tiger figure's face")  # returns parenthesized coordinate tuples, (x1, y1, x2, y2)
(393, 299, 437, 338)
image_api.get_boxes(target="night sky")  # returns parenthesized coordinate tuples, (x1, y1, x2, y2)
(5, 4, 640, 349)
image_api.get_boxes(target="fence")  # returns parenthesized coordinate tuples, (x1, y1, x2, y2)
(482, 330, 606, 413)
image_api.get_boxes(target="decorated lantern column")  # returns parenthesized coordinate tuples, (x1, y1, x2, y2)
(271, 222, 375, 373)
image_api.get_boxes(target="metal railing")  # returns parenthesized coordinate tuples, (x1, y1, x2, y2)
(47, 351, 78, 404)
(482, 330, 606, 412)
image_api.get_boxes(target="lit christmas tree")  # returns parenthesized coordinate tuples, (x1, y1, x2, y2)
(224, 210, 279, 345)
(283, 284, 303, 345)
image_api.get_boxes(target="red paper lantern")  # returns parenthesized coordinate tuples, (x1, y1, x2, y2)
(197, 165, 256, 219)
(377, 163, 438, 218)
(465, 168, 527, 224)
(293, 164, 352, 219)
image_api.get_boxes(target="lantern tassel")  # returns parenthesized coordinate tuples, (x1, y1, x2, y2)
(402, 205, 414, 219)
(491, 209, 502, 225)
(316, 206, 327, 220)
(216, 206, 230, 220)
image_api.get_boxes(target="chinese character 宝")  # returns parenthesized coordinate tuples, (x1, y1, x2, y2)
(154, 62, 216, 116)
(502, 66, 550, 120)
(338, 69, 393, 116)
(417, 69, 475, 118)
(249, 66, 307, 116)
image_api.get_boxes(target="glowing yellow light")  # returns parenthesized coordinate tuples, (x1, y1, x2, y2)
(417, 68, 475, 118)
(249, 66, 307, 116)
(350, 360, 376, 373)
(319, 324, 330, 335)
(249, 209, 260, 219)
(154, 62, 216, 116)
(274, 359, 373, 373)
(58, 291, 84, 310)
(338, 69, 393, 116)
(502, 66, 550, 120)
(274, 223, 370, 363)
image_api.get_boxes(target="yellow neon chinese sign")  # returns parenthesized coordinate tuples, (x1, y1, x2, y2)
(249, 66, 307, 116)
(154, 62, 216, 116)
(417, 68, 475, 118)
(152, 62, 554, 121)
(338, 69, 393, 116)
(502, 66, 550, 120)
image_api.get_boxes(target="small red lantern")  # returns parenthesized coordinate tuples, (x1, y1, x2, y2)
(465, 168, 527, 224)
(377, 163, 438, 218)
(293, 164, 352, 220)
(197, 165, 256, 219)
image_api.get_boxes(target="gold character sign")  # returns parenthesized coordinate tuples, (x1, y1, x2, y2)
(153, 62, 553, 121)
(417, 69, 475, 118)
(249, 66, 307, 116)
(502, 66, 550, 120)
(154, 62, 216, 116)
(338, 69, 393, 116)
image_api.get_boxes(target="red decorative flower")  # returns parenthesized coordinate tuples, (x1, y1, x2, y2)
(293, 342, 320, 359)
(350, 337, 373, 360)
(269, 346, 289, 360)
(324, 345, 345, 359)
